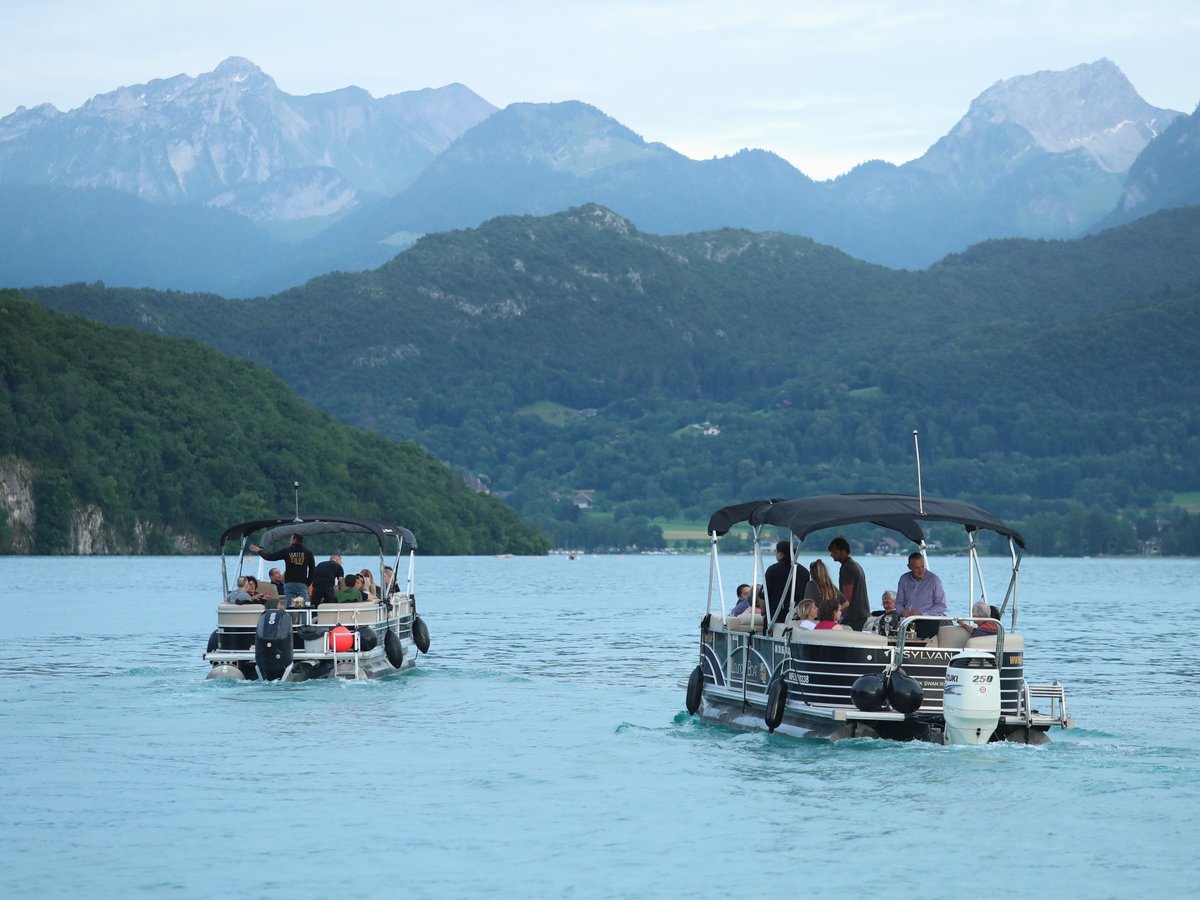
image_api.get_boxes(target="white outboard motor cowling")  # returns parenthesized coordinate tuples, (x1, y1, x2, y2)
(942, 650, 1001, 745)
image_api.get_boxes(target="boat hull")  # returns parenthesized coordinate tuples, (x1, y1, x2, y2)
(691, 625, 1062, 744)
(204, 600, 422, 682)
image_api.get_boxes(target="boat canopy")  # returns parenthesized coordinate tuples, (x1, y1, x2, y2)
(220, 516, 418, 551)
(708, 493, 1024, 549)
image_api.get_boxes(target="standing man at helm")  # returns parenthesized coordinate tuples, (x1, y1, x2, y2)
(250, 532, 316, 607)
(895, 551, 947, 639)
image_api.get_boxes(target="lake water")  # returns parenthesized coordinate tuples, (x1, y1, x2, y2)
(1, 553, 1197, 898)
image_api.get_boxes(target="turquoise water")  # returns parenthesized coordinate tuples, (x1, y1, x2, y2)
(1, 554, 1197, 898)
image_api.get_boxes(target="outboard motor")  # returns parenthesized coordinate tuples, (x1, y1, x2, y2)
(943, 650, 1001, 745)
(255, 608, 294, 681)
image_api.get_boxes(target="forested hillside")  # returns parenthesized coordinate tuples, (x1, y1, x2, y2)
(0, 291, 549, 554)
(22, 204, 1200, 554)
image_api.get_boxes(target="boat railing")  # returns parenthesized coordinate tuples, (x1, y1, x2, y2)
(893, 616, 1005, 668)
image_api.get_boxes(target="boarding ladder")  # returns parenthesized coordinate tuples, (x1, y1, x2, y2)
(1023, 680, 1073, 729)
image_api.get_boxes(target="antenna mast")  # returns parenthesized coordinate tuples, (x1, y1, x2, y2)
(912, 430, 924, 516)
(293, 481, 301, 522)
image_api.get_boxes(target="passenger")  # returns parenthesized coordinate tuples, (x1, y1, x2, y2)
(382, 566, 401, 596)
(359, 569, 379, 599)
(896, 551, 947, 640)
(268, 567, 286, 596)
(959, 600, 999, 639)
(803, 559, 841, 605)
(828, 535, 869, 631)
(813, 594, 842, 630)
(249, 532, 316, 607)
(765, 541, 810, 626)
(336, 573, 366, 603)
(244, 575, 269, 602)
(226, 575, 253, 604)
(311, 553, 346, 607)
(792, 599, 819, 630)
(730, 583, 753, 616)
(872, 590, 897, 616)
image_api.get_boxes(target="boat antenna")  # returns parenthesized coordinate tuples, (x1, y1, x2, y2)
(293, 481, 301, 522)
(913, 430, 925, 516)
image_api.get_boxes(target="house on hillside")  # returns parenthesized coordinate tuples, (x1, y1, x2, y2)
(463, 474, 490, 494)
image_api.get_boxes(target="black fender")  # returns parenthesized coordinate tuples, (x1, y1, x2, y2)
(412, 615, 431, 654)
(384, 628, 405, 669)
(206, 630, 219, 653)
(765, 678, 789, 732)
(686, 665, 704, 715)
(356, 626, 379, 652)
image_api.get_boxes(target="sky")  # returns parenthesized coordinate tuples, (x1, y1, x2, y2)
(2, 0, 1198, 180)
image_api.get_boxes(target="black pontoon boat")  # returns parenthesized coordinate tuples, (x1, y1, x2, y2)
(203, 515, 430, 681)
(686, 494, 1073, 744)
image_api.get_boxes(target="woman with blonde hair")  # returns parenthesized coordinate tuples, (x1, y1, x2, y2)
(791, 599, 819, 630)
(359, 569, 378, 599)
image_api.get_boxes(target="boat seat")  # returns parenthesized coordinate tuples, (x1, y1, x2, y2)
(255, 582, 279, 599)
(966, 633, 1025, 651)
(791, 628, 888, 647)
(937, 625, 970, 649)
(217, 602, 265, 628)
(723, 612, 765, 633)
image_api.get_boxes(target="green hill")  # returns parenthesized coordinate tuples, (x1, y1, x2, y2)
(20, 204, 1200, 553)
(0, 290, 549, 554)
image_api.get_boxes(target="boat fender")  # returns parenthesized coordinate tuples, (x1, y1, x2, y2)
(356, 625, 379, 653)
(888, 668, 924, 714)
(765, 678, 789, 732)
(850, 673, 888, 711)
(685, 665, 704, 715)
(384, 629, 405, 669)
(329, 625, 354, 653)
(412, 615, 431, 654)
(206, 630, 219, 653)
(700, 613, 711, 632)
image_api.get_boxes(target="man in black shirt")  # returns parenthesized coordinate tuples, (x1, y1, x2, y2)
(311, 553, 346, 606)
(250, 532, 316, 607)
(764, 541, 810, 627)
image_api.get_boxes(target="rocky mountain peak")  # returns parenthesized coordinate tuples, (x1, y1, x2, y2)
(952, 59, 1179, 172)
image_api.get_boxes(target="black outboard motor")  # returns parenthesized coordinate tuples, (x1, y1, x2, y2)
(255, 608, 294, 681)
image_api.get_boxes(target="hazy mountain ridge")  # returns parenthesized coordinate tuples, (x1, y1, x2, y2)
(0, 56, 496, 221)
(0, 57, 1193, 295)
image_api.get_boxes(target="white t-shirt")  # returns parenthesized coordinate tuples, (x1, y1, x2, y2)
(798, 619, 817, 630)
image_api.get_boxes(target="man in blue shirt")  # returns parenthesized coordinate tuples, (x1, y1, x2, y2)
(896, 551, 946, 639)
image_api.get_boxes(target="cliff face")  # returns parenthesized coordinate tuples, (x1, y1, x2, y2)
(0, 455, 202, 554)
(0, 455, 35, 551)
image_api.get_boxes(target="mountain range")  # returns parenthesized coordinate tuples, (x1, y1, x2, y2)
(1, 58, 1197, 296)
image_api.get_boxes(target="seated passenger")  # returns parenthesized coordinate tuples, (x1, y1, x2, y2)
(730, 583, 753, 616)
(359, 569, 379, 598)
(244, 576, 270, 603)
(959, 600, 999, 639)
(335, 573, 368, 603)
(792, 599, 818, 630)
(813, 595, 842, 630)
(871, 590, 897, 617)
(226, 575, 253, 604)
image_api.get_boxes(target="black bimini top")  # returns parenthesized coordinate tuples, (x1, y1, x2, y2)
(707, 493, 1024, 549)
(220, 515, 418, 552)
